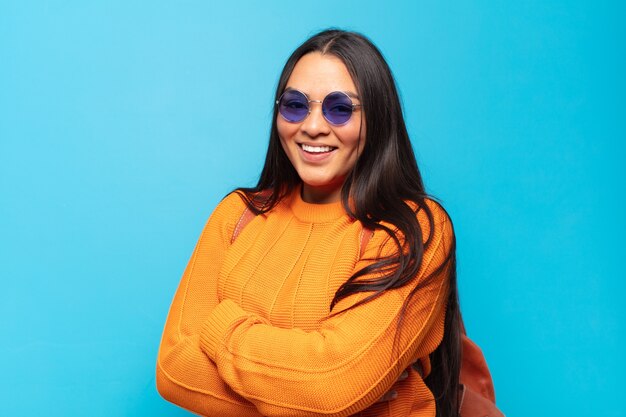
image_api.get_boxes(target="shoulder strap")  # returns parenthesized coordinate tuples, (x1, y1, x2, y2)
(231, 207, 255, 243)
(359, 227, 374, 259)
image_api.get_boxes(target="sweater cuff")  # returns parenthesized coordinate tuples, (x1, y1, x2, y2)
(200, 299, 249, 361)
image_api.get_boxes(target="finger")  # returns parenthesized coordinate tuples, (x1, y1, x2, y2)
(375, 390, 398, 403)
(412, 360, 424, 376)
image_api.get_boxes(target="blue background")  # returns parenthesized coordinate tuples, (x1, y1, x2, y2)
(1, 1, 624, 416)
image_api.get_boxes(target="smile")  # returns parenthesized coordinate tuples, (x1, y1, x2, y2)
(299, 144, 337, 153)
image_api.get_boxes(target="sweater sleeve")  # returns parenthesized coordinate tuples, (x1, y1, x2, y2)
(156, 192, 262, 417)
(199, 203, 454, 417)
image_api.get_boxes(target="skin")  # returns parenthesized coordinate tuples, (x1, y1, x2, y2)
(277, 52, 366, 204)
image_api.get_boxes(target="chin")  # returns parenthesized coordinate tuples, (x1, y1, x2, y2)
(301, 176, 339, 187)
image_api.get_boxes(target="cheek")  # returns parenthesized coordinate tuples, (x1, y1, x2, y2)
(276, 117, 297, 141)
(337, 123, 365, 152)
(276, 119, 297, 162)
(341, 111, 365, 145)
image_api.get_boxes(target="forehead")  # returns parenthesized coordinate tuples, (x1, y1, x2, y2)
(286, 52, 358, 98)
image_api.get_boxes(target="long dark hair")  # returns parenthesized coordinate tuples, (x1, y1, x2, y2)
(237, 29, 461, 417)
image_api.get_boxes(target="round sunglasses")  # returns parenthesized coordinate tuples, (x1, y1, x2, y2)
(276, 89, 362, 126)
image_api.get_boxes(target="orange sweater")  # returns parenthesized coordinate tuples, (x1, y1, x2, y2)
(156, 189, 453, 417)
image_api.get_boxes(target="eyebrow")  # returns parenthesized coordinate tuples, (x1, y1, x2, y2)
(284, 86, 360, 100)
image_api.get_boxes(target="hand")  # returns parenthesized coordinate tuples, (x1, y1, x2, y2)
(375, 368, 409, 403)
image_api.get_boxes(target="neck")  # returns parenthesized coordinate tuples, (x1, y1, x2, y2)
(301, 183, 342, 204)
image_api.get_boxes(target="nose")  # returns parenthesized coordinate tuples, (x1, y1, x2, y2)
(300, 101, 331, 137)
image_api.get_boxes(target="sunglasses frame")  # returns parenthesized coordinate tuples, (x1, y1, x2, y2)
(276, 89, 362, 126)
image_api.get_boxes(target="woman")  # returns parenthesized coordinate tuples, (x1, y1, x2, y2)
(157, 29, 461, 417)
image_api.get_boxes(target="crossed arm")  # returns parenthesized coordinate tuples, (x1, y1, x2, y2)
(156, 194, 453, 417)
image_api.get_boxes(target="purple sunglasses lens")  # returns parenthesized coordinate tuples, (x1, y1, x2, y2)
(278, 90, 309, 122)
(322, 92, 354, 125)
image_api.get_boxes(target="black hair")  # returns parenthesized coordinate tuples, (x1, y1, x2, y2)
(236, 29, 461, 417)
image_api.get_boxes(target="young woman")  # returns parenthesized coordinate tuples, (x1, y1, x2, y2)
(157, 29, 461, 417)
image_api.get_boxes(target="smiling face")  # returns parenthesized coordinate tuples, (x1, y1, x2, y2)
(277, 52, 366, 204)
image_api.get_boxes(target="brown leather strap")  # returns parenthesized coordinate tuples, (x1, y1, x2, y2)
(359, 227, 374, 259)
(231, 207, 255, 243)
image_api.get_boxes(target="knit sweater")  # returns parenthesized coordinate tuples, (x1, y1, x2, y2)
(156, 189, 454, 417)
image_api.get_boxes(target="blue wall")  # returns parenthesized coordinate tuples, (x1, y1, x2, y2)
(1, 1, 624, 416)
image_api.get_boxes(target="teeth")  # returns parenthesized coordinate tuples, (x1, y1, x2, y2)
(301, 144, 334, 153)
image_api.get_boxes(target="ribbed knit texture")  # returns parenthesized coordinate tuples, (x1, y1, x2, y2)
(156, 189, 454, 417)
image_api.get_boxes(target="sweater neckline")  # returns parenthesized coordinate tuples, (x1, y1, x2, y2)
(288, 187, 348, 223)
